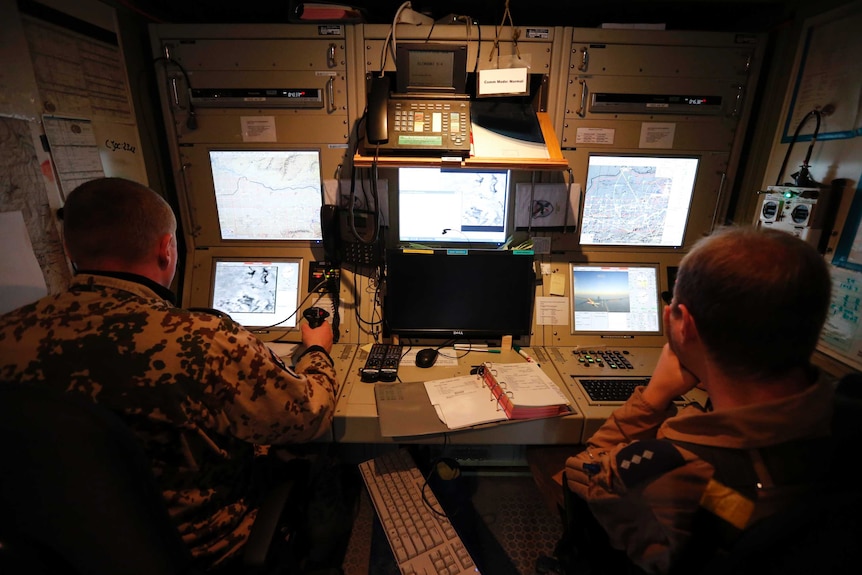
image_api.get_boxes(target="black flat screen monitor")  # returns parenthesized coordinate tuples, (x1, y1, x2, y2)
(579, 154, 699, 247)
(209, 149, 323, 241)
(210, 258, 301, 328)
(385, 249, 535, 340)
(570, 262, 662, 336)
(398, 167, 511, 246)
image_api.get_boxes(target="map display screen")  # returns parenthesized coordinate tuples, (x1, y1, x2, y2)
(211, 259, 301, 328)
(579, 155, 699, 247)
(398, 167, 511, 245)
(209, 150, 323, 241)
(570, 263, 662, 334)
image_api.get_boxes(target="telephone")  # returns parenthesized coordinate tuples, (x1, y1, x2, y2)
(320, 204, 381, 266)
(364, 75, 472, 156)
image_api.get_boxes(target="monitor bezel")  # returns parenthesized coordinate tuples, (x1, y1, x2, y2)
(209, 257, 303, 329)
(395, 42, 468, 95)
(579, 153, 700, 249)
(396, 166, 513, 247)
(569, 261, 664, 337)
(384, 249, 536, 341)
(178, 144, 338, 248)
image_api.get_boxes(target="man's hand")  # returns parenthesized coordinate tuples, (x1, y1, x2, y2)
(641, 344, 699, 410)
(301, 321, 334, 353)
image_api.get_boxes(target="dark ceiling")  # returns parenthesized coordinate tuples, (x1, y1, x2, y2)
(117, 0, 794, 32)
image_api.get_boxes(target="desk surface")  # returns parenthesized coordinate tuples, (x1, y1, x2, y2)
(328, 344, 701, 445)
(332, 346, 585, 445)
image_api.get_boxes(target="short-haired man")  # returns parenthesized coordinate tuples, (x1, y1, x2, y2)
(0, 177, 339, 570)
(562, 226, 834, 574)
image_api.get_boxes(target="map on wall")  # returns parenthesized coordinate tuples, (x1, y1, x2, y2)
(210, 150, 323, 241)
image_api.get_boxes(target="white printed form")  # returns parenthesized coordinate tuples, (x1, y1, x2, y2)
(423, 375, 504, 429)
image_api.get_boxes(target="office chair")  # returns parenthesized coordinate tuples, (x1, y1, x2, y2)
(0, 381, 318, 575)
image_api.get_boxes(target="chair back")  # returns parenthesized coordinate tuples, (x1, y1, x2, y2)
(0, 382, 196, 575)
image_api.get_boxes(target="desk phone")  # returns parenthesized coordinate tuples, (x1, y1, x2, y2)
(365, 77, 471, 156)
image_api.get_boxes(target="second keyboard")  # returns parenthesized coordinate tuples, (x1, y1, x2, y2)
(358, 449, 479, 574)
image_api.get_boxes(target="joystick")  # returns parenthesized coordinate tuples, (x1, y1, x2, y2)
(303, 307, 330, 328)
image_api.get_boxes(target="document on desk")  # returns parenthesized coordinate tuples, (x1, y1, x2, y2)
(374, 381, 451, 437)
(424, 375, 507, 429)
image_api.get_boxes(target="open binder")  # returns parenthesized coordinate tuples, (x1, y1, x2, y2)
(482, 362, 572, 420)
(419, 362, 571, 431)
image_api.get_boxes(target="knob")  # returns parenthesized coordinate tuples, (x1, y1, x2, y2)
(303, 307, 330, 328)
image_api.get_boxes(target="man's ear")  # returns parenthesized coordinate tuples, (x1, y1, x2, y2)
(675, 303, 700, 342)
(157, 233, 173, 269)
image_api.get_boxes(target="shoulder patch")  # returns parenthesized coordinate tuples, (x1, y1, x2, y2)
(615, 439, 686, 488)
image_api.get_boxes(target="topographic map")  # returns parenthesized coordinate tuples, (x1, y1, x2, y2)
(580, 164, 674, 245)
(211, 150, 322, 240)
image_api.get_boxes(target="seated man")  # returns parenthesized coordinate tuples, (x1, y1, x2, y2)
(0, 177, 339, 571)
(560, 226, 834, 574)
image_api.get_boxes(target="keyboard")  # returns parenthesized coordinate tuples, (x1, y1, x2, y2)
(360, 343, 403, 383)
(358, 449, 479, 575)
(576, 377, 652, 402)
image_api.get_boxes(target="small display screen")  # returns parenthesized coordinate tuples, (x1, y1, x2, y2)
(211, 259, 301, 328)
(571, 263, 662, 335)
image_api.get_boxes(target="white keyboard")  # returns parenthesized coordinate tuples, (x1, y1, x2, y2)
(358, 449, 479, 575)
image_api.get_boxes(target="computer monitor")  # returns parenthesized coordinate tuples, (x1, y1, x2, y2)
(579, 154, 699, 248)
(209, 149, 323, 241)
(385, 249, 535, 340)
(398, 167, 511, 246)
(395, 43, 468, 95)
(210, 258, 301, 328)
(570, 262, 662, 335)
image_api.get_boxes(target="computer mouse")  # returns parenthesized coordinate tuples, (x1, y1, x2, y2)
(415, 348, 439, 368)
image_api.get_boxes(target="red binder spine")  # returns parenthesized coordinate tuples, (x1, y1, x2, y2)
(482, 367, 514, 418)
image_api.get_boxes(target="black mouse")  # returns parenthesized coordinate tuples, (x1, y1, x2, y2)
(415, 348, 439, 368)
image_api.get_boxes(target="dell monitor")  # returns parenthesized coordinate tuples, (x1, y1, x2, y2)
(580, 154, 699, 248)
(385, 249, 535, 340)
(398, 167, 511, 246)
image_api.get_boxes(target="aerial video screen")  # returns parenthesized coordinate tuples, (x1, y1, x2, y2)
(211, 259, 300, 328)
(210, 150, 323, 240)
(579, 155, 699, 247)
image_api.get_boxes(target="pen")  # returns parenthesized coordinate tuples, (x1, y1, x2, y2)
(465, 348, 500, 353)
(513, 345, 534, 363)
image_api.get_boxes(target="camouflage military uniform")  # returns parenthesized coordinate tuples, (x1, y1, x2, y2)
(0, 272, 339, 569)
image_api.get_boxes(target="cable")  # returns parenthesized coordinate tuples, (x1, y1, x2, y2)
(774, 108, 824, 187)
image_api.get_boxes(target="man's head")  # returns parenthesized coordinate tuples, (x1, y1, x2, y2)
(668, 226, 831, 380)
(63, 178, 178, 287)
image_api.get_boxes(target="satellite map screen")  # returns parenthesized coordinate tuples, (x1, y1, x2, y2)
(209, 149, 323, 241)
(398, 167, 511, 245)
(579, 155, 699, 247)
(570, 263, 662, 334)
(210, 259, 301, 328)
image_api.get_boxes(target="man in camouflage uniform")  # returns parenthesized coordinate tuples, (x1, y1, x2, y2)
(0, 177, 339, 571)
(561, 227, 835, 574)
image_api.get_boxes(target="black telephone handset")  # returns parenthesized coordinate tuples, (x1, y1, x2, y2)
(366, 75, 390, 144)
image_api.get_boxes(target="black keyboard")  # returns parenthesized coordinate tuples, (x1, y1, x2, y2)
(576, 377, 651, 402)
(361, 343, 403, 383)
